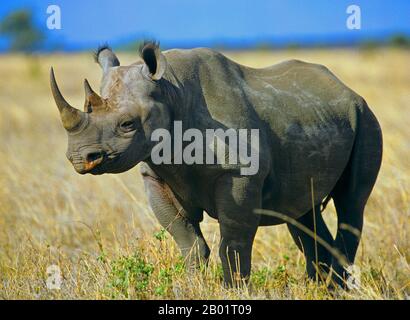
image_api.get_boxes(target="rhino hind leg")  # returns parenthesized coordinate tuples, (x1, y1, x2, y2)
(141, 164, 210, 268)
(330, 105, 383, 288)
(287, 204, 334, 282)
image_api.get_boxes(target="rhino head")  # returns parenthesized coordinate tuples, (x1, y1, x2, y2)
(50, 42, 172, 175)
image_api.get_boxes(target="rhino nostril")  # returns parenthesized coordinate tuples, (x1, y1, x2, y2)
(86, 152, 103, 163)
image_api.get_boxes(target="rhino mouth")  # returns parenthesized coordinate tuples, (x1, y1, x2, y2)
(84, 152, 105, 171)
(72, 152, 111, 175)
(85, 152, 131, 175)
(84, 155, 114, 175)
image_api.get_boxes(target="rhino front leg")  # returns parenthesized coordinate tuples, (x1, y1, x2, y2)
(141, 164, 210, 267)
(215, 175, 261, 287)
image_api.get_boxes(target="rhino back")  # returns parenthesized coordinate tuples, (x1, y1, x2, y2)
(164, 49, 363, 217)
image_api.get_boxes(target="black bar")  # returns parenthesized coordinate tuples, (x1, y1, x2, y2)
(0, 300, 407, 318)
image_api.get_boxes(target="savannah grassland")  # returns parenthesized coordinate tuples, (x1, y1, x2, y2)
(0, 48, 408, 300)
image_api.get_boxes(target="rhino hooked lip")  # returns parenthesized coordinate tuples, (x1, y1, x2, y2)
(73, 152, 106, 174)
(83, 156, 104, 172)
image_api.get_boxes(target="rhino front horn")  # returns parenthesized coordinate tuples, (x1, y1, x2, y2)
(50, 67, 86, 131)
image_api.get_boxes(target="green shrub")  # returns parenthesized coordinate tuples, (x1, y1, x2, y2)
(108, 252, 154, 298)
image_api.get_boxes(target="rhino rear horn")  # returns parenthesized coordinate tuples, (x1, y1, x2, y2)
(50, 67, 86, 131)
(84, 79, 103, 112)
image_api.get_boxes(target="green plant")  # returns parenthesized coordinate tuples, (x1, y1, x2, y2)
(155, 259, 185, 297)
(154, 228, 167, 241)
(108, 252, 154, 298)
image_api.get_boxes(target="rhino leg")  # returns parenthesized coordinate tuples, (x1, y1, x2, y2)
(215, 175, 262, 287)
(331, 197, 365, 288)
(140, 164, 210, 268)
(330, 106, 382, 288)
(287, 205, 334, 282)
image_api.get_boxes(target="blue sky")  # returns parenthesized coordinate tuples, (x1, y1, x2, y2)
(0, 0, 409, 50)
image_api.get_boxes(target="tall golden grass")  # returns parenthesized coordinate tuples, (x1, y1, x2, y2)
(0, 48, 408, 299)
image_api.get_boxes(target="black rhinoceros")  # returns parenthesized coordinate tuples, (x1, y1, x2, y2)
(50, 41, 382, 287)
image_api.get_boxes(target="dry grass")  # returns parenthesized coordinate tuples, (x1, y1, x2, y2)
(0, 48, 409, 299)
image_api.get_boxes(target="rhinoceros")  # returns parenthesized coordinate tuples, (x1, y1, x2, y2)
(50, 41, 382, 287)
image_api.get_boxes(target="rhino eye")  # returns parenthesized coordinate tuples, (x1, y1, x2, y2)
(120, 120, 136, 132)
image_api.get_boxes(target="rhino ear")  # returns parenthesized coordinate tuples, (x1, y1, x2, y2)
(140, 41, 167, 80)
(94, 44, 120, 74)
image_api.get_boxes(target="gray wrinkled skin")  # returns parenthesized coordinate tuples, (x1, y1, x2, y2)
(51, 42, 383, 287)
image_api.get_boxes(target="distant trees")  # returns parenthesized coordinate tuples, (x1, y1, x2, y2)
(389, 34, 410, 47)
(0, 9, 43, 52)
